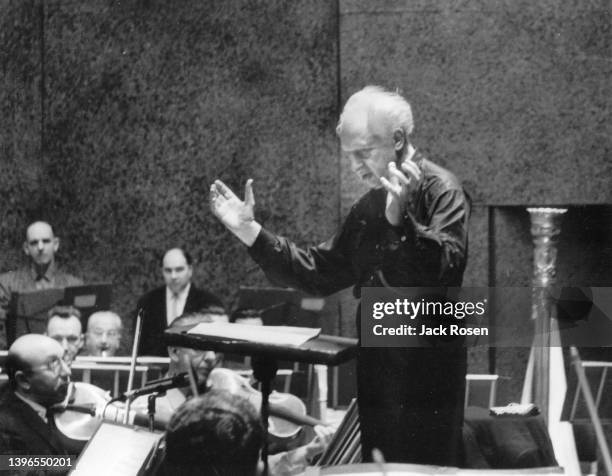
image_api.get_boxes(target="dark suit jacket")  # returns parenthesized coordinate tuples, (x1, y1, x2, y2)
(0, 386, 69, 475)
(136, 285, 224, 356)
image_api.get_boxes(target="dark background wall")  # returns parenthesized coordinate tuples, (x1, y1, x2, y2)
(1, 0, 340, 321)
(338, 0, 612, 404)
(2, 0, 612, 406)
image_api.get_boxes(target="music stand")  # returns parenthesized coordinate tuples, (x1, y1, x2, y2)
(6, 283, 113, 345)
(164, 324, 357, 475)
(62, 282, 112, 321)
(232, 286, 322, 328)
(70, 421, 164, 476)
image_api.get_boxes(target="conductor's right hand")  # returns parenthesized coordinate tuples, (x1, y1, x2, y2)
(210, 179, 262, 246)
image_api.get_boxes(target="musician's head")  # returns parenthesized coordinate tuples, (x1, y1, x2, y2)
(162, 248, 193, 296)
(336, 86, 413, 189)
(23, 221, 59, 267)
(6, 334, 71, 407)
(46, 305, 84, 364)
(84, 311, 122, 357)
(165, 390, 264, 476)
(167, 312, 224, 380)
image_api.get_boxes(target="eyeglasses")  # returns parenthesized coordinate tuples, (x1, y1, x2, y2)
(29, 356, 68, 374)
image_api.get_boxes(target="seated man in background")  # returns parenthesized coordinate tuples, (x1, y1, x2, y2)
(0, 334, 72, 461)
(83, 310, 123, 357)
(136, 247, 226, 356)
(164, 390, 264, 476)
(136, 312, 333, 475)
(0, 221, 83, 348)
(45, 305, 84, 365)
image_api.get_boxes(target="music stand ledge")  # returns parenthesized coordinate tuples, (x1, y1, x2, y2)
(164, 325, 358, 366)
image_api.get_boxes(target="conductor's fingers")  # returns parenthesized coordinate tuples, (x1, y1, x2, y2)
(388, 162, 411, 186)
(213, 179, 236, 199)
(244, 178, 255, 207)
(380, 176, 401, 196)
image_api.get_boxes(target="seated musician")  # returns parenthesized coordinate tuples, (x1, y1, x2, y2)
(0, 221, 83, 347)
(135, 247, 226, 356)
(45, 305, 84, 365)
(0, 334, 72, 466)
(82, 310, 123, 357)
(164, 389, 264, 476)
(134, 312, 333, 475)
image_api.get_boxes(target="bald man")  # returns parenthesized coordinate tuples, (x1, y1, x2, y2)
(135, 248, 225, 356)
(0, 221, 83, 346)
(0, 334, 71, 459)
(83, 311, 123, 357)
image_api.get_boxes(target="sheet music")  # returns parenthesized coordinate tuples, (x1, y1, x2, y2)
(70, 423, 163, 476)
(187, 322, 321, 346)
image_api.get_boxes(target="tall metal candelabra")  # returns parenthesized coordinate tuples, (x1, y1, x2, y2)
(526, 207, 567, 424)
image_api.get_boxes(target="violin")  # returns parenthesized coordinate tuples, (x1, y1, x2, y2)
(50, 369, 325, 454)
(207, 367, 325, 448)
(50, 381, 169, 453)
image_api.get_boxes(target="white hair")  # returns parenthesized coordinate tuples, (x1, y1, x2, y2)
(336, 85, 414, 140)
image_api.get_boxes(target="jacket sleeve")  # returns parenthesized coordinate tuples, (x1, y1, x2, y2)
(247, 224, 357, 297)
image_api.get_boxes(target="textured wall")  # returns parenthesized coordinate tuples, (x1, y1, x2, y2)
(0, 0, 43, 266)
(339, 0, 612, 206)
(1, 0, 340, 326)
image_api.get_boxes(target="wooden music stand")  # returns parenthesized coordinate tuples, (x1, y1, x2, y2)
(164, 324, 358, 474)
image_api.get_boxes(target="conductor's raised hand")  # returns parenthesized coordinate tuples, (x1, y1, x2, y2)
(210, 179, 261, 246)
(380, 160, 421, 226)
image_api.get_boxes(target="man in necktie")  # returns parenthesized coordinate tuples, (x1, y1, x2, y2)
(135, 248, 226, 356)
(0, 222, 83, 348)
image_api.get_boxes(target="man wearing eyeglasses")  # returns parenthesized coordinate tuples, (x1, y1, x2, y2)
(45, 306, 84, 365)
(210, 86, 470, 466)
(0, 334, 71, 459)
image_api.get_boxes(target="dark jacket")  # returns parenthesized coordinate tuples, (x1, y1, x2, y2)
(135, 285, 225, 356)
(0, 385, 69, 475)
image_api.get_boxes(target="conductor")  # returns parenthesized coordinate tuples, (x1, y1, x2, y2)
(210, 86, 470, 466)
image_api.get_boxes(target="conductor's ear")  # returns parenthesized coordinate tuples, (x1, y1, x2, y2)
(392, 129, 406, 152)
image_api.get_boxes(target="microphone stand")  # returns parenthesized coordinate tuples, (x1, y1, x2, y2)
(147, 392, 164, 432)
(251, 355, 278, 476)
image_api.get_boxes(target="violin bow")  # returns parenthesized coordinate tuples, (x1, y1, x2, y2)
(123, 308, 144, 424)
(181, 353, 200, 397)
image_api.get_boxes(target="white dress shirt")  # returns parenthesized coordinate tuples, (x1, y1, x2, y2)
(166, 283, 191, 326)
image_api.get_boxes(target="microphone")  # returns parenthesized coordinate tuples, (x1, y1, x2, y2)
(120, 373, 190, 400)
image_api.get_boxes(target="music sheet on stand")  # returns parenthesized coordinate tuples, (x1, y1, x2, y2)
(187, 322, 321, 347)
(70, 422, 163, 476)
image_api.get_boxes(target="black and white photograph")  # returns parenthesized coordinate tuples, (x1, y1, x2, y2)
(0, 1, 611, 475)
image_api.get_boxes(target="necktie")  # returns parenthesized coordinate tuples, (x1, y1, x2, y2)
(171, 294, 179, 321)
